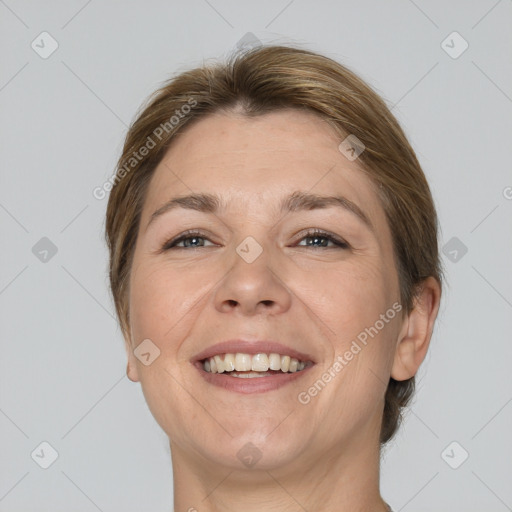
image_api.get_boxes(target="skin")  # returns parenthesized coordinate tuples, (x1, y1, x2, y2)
(123, 109, 441, 512)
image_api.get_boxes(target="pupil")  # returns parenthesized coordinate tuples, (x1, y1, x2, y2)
(308, 236, 327, 247)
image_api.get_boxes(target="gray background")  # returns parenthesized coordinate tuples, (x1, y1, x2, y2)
(1, 1, 511, 511)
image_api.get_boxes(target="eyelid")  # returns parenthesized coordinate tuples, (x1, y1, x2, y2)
(160, 229, 218, 251)
(293, 228, 350, 249)
(161, 228, 350, 251)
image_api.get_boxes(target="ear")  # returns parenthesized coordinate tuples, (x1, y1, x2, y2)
(123, 330, 141, 383)
(391, 277, 441, 381)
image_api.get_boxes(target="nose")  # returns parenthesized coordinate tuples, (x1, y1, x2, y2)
(214, 244, 292, 316)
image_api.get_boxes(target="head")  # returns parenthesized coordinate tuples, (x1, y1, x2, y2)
(105, 45, 442, 469)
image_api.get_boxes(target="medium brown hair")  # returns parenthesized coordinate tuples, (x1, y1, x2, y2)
(105, 45, 443, 444)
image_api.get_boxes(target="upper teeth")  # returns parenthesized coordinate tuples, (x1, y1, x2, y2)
(203, 353, 308, 373)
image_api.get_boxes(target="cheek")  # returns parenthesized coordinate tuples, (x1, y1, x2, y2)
(306, 257, 398, 387)
(307, 257, 391, 335)
(128, 258, 207, 343)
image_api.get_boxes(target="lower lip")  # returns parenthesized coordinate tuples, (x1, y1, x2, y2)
(193, 362, 314, 393)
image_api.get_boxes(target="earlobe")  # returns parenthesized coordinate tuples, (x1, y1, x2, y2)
(391, 277, 441, 381)
(124, 336, 141, 383)
(126, 360, 140, 382)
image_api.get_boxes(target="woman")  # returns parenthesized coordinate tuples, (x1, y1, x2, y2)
(105, 45, 442, 511)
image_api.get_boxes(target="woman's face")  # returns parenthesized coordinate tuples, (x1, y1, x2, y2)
(126, 109, 404, 470)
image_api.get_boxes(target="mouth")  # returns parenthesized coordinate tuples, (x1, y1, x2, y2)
(192, 340, 316, 393)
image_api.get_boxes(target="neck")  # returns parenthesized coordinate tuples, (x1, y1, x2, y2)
(170, 420, 389, 512)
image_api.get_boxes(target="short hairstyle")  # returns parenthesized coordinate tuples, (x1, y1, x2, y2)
(105, 45, 443, 444)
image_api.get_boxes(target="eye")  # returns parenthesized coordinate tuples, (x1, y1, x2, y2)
(162, 230, 216, 250)
(295, 229, 349, 249)
(161, 228, 349, 251)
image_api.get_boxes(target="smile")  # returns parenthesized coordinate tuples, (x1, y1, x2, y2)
(193, 340, 316, 393)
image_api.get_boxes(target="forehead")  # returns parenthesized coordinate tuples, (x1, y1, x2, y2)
(143, 109, 386, 231)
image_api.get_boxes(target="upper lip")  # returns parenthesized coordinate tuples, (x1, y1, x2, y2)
(193, 339, 316, 363)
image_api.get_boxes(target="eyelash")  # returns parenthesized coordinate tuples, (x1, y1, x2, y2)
(162, 229, 349, 251)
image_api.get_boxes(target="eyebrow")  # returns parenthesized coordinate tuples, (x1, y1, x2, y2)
(146, 190, 374, 233)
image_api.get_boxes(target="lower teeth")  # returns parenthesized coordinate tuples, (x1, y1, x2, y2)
(219, 370, 303, 378)
(230, 371, 271, 378)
